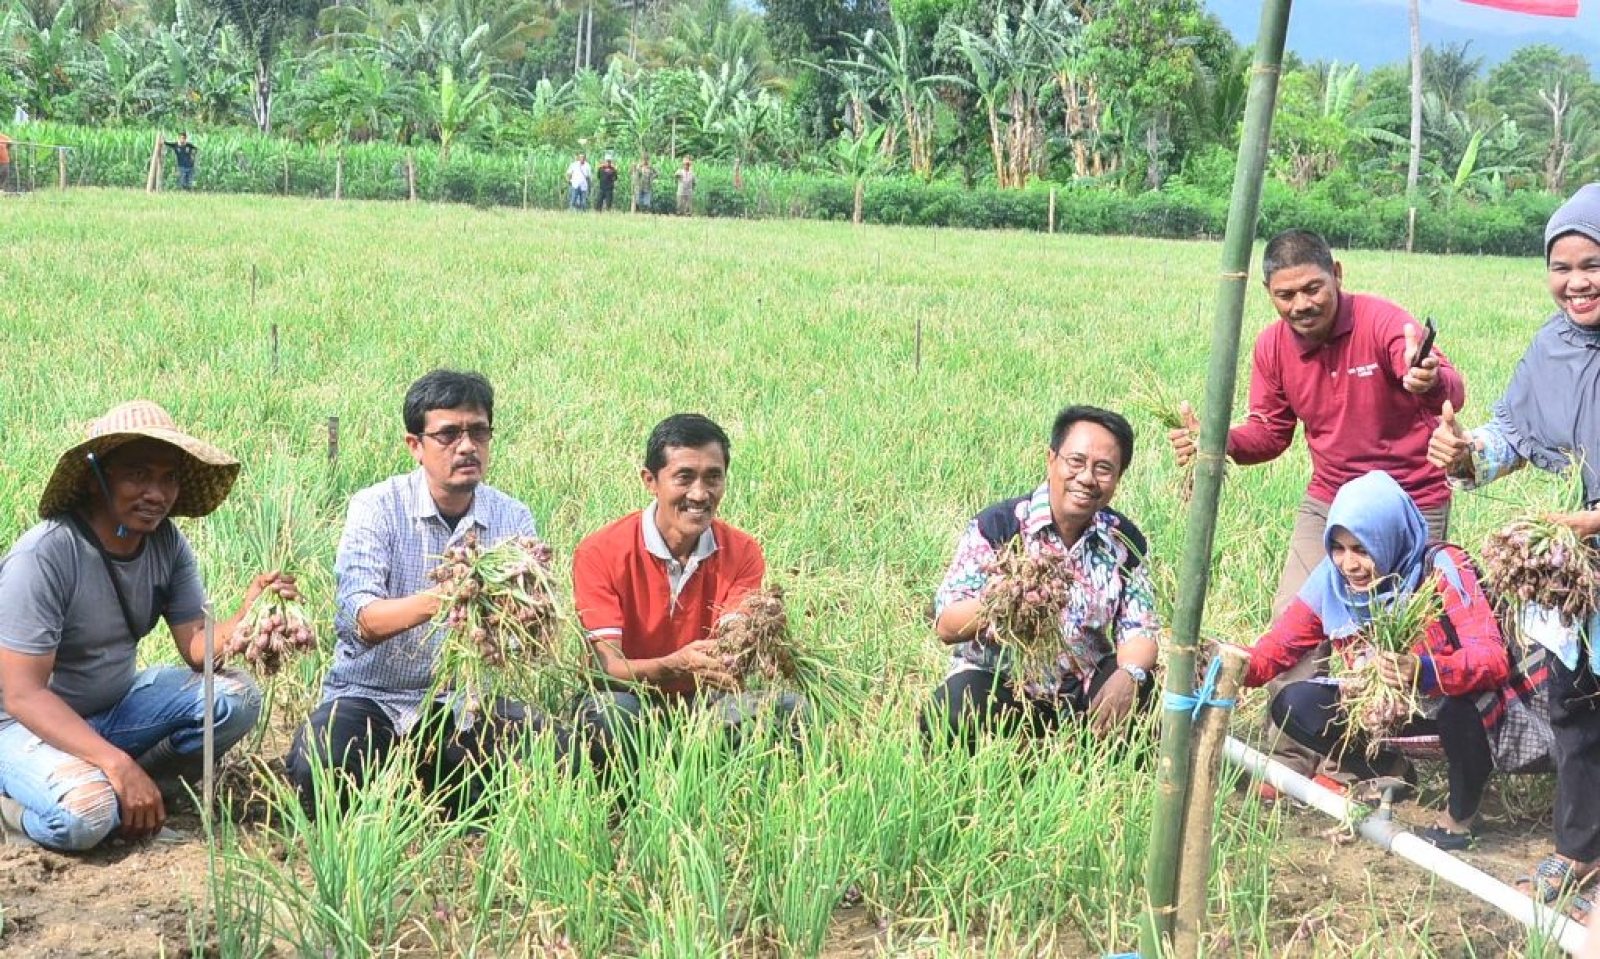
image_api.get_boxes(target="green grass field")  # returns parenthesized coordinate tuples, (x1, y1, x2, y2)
(0, 190, 1567, 956)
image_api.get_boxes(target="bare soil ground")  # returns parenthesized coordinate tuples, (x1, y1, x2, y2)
(0, 760, 1575, 957)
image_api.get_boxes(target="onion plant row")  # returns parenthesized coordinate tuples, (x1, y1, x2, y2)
(3, 190, 1560, 956)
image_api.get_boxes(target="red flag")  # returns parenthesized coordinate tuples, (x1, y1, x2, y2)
(1459, 0, 1579, 15)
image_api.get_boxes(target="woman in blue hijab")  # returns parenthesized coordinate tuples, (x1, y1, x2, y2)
(1238, 471, 1537, 851)
(1430, 183, 1600, 905)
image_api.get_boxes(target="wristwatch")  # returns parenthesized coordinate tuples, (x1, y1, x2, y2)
(1119, 663, 1151, 685)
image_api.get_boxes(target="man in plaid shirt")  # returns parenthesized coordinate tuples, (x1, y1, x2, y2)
(286, 370, 561, 814)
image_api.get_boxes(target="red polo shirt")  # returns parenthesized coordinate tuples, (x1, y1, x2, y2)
(573, 510, 765, 694)
(1227, 292, 1463, 509)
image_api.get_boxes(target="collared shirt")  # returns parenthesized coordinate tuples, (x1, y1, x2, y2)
(573, 508, 764, 695)
(935, 484, 1162, 697)
(1227, 292, 1463, 509)
(321, 469, 538, 733)
(640, 503, 717, 609)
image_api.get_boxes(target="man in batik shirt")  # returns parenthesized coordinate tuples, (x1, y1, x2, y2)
(922, 405, 1162, 747)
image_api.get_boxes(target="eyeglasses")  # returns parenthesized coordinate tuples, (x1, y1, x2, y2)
(416, 425, 494, 447)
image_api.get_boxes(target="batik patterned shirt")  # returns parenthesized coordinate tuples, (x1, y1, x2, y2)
(935, 484, 1162, 697)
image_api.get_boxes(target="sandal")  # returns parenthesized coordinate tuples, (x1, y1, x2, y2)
(1515, 854, 1590, 905)
(1419, 824, 1476, 852)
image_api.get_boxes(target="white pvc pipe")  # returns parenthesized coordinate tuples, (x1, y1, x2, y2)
(1224, 737, 1591, 955)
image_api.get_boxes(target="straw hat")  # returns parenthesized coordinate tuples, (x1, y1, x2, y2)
(38, 400, 240, 519)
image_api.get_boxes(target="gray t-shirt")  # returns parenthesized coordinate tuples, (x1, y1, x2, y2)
(0, 517, 206, 726)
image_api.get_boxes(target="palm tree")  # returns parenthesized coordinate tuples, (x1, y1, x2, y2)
(208, 0, 296, 133)
(1406, 0, 1422, 207)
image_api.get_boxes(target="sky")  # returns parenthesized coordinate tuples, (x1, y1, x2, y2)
(1203, 0, 1599, 69)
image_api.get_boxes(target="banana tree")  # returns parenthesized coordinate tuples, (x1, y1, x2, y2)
(831, 123, 887, 225)
(833, 20, 955, 181)
(427, 63, 494, 162)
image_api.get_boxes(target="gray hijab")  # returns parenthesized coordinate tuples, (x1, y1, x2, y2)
(1491, 183, 1600, 504)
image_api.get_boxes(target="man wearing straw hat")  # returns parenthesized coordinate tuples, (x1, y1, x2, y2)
(0, 401, 291, 851)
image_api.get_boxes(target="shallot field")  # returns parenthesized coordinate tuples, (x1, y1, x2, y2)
(0, 189, 1572, 956)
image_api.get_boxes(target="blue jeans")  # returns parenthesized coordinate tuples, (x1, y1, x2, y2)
(0, 666, 261, 850)
(569, 186, 588, 210)
(177, 166, 195, 190)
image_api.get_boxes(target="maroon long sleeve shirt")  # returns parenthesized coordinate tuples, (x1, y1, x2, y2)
(1227, 292, 1464, 510)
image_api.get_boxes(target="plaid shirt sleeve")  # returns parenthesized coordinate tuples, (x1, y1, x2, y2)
(334, 488, 394, 644)
(1420, 550, 1509, 696)
(934, 519, 994, 619)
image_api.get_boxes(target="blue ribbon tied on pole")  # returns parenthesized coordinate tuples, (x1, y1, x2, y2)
(1161, 654, 1236, 724)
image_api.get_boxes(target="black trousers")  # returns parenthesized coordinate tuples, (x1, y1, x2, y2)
(1270, 681, 1492, 822)
(1548, 655, 1600, 861)
(920, 654, 1154, 749)
(284, 696, 561, 817)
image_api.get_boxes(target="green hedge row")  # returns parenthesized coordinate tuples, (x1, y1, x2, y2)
(12, 122, 1563, 256)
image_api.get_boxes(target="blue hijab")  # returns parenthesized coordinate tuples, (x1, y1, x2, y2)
(1296, 471, 1464, 639)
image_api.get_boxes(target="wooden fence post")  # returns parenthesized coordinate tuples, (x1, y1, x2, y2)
(57, 147, 67, 190)
(406, 151, 417, 202)
(146, 132, 163, 192)
(1048, 187, 1057, 234)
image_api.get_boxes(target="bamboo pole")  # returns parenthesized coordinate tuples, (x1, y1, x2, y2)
(1048, 187, 1056, 234)
(1141, 0, 1294, 953)
(201, 603, 216, 814)
(56, 147, 66, 190)
(1172, 647, 1249, 959)
(407, 151, 417, 202)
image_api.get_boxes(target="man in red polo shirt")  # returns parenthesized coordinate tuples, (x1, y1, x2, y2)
(572, 413, 804, 776)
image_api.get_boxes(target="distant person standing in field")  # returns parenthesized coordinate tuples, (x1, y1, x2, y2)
(1167, 230, 1462, 619)
(286, 370, 562, 816)
(566, 152, 591, 211)
(595, 154, 618, 212)
(921, 405, 1162, 748)
(0, 128, 13, 192)
(1430, 184, 1600, 910)
(571, 414, 805, 779)
(162, 133, 198, 190)
(632, 153, 656, 212)
(674, 157, 696, 215)
(0, 401, 289, 851)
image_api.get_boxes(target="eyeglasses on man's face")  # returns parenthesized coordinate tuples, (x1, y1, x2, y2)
(416, 425, 494, 447)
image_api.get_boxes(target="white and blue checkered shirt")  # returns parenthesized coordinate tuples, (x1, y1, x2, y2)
(320, 469, 538, 733)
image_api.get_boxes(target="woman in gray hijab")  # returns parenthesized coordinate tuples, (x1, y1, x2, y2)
(1429, 182, 1600, 914)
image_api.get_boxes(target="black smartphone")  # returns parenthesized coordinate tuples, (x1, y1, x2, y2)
(1410, 317, 1438, 369)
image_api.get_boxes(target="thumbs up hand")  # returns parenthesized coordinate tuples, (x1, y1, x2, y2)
(1167, 401, 1201, 467)
(1401, 323, 1440, 395)
(1427, 399, 1475, 476)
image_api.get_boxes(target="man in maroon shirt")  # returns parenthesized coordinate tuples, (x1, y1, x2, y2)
(1170, 231, 1464, 782)
(1169, 230, 1463, 618)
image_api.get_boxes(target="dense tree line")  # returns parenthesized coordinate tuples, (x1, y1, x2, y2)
(3, 0, 1596, 205)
